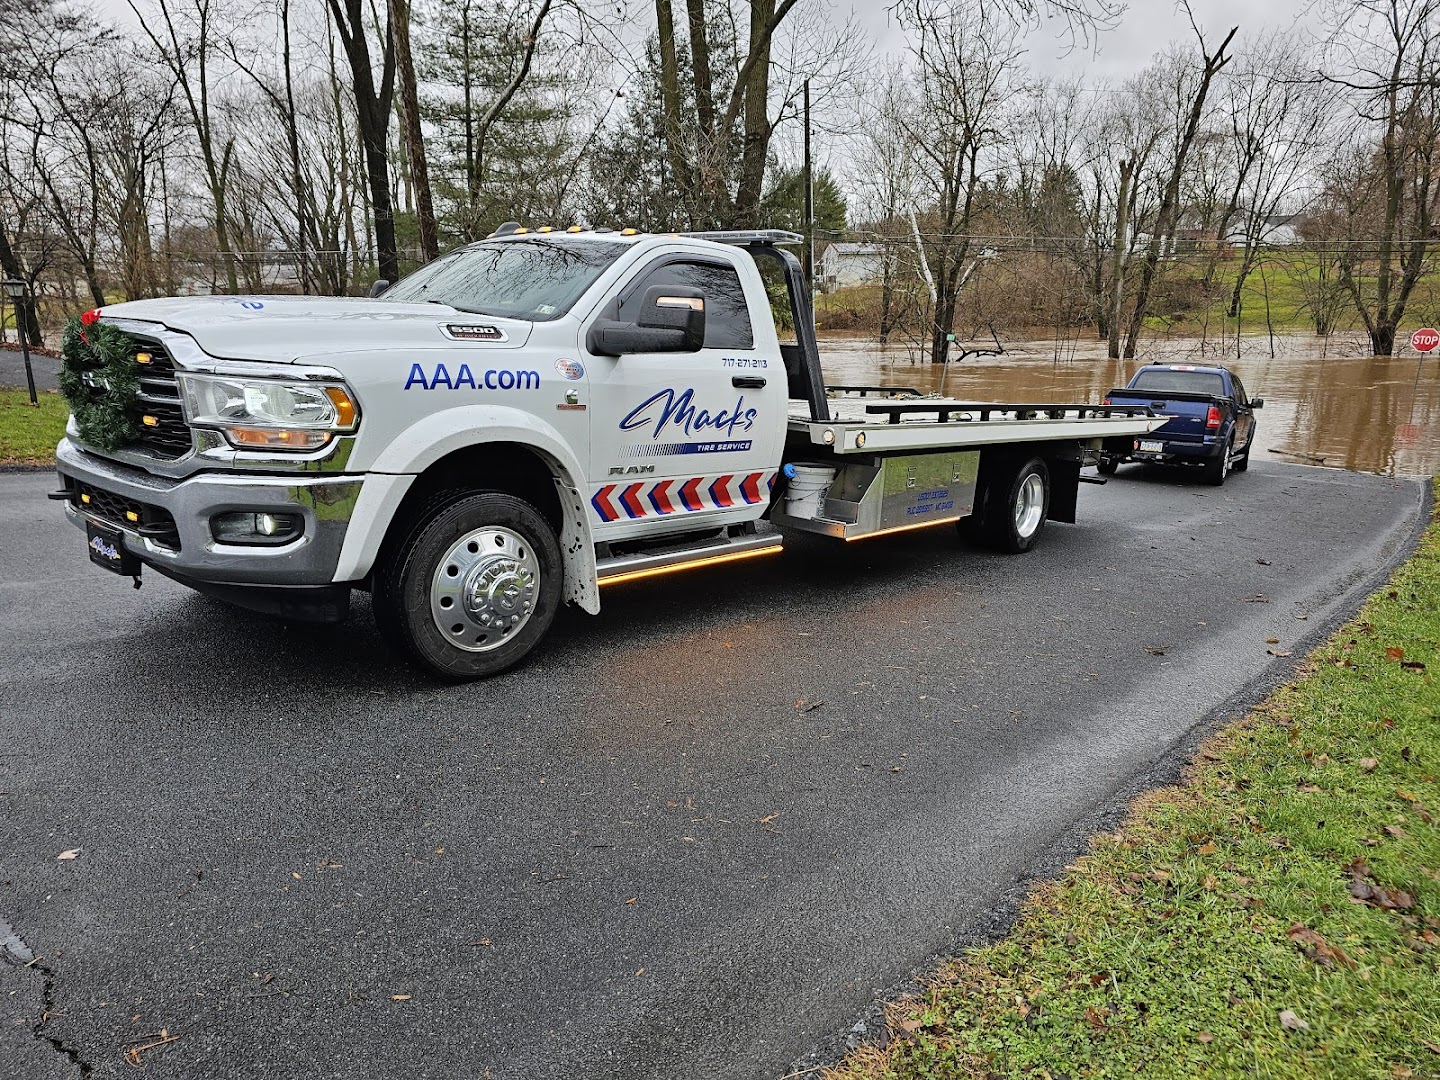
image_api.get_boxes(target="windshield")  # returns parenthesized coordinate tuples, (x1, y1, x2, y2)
(383, 238, 628, 321)
(1130, 369, 1228, 397)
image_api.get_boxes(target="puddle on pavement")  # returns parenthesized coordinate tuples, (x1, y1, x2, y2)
(818, 332, 1440, 478)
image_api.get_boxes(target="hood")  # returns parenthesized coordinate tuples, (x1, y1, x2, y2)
(98, 295, 534, 363)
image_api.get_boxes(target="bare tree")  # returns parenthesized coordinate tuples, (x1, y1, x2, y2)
(894, 1, 1020, 364)
(327, 0, 398, 282)
(1319, 0, 1440, 356)
(1118, 10, 1237, 358)
(128, 0, 242, 293)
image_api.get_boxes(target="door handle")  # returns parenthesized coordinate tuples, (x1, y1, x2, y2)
(732, 376, 766, 389)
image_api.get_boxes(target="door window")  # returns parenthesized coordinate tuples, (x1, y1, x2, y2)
(618, 261, 754, 350)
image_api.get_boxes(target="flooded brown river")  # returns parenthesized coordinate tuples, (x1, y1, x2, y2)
(817, 332, 1440, 478)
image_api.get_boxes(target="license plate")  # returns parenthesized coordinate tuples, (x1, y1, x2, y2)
(86, 519, 140, 576)
(1139, 440, 1164, 453)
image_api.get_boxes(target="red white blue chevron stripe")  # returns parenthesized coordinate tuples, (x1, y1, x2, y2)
(591, 471, 776, 523)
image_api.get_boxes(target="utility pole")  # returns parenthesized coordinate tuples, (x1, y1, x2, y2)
(803, 79, 814, 298)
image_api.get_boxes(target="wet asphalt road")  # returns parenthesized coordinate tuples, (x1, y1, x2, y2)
(0, 462, 1428, 1080)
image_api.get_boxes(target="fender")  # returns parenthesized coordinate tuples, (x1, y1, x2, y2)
(336, 404, 600, 614)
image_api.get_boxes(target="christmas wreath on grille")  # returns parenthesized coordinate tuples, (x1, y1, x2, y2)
(58, 316, 141, 452)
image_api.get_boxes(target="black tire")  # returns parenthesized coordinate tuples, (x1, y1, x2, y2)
(1096, 457, 1119, 476)
(984, 457, 1050, 553)
(1203, 437, 1233, 486)
(373, 492, 563, 680)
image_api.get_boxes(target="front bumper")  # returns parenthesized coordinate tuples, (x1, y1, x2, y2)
(56, 438, 363, 588)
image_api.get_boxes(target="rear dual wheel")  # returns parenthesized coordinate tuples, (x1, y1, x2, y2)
(961, 456, 1051, 554)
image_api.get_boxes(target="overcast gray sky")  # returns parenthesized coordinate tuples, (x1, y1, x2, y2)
(852, 0, 1320, 77)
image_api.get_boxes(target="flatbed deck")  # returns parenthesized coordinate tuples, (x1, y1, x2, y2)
(787, 396, 1169, 454)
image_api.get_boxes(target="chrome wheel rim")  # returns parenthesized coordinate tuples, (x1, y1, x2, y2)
(428, 526, 539, 653)
(1015, 472, 1045, 538)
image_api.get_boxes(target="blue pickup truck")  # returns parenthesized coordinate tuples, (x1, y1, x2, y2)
(1097, 363, 1263, 486)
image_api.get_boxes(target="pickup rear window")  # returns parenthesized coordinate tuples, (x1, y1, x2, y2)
(1129, 369, 1228, 397)
(385, 238, 628, 321)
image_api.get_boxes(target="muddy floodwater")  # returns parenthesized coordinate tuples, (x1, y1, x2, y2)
(817, 332, 1440, 479)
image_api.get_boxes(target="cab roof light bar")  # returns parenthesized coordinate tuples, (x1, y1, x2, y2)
(480, 226, 805, 246)
(678, 229, 805, 246)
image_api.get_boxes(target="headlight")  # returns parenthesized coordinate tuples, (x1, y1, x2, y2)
(178, 374, 359, 451)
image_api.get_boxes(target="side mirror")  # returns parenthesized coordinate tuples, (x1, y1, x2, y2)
(587, 286, 707, 357)
(369, 279, 391, 298)
(1250, 397, 1264, 409)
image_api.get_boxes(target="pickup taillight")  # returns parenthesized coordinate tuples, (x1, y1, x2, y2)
(1102, 397, 1112, 406)
(1205, 405, 1222, 429)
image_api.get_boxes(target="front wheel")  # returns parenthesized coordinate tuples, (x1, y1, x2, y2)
(986, 457, 1050, 553)
(373, 492, 563, 680)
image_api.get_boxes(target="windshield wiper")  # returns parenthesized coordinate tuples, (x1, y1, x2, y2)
(426, 299, 499, 316)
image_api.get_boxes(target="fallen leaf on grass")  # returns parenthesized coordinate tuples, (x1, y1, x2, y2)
(1423, 1040, 1440, 1054)
(1346, 861, 1416, 910)
(56, 849, 79, 861)
(1196, 1031, 1214, 1044)
(1083, 1005, 1110, 1034)
(1360, 758, 1379, 773)
(1287, 924, 1355, 969)
(1385, 824, 1408, 839)
(1278, 1009, 1308, 1031)
(1401, 660, 1426, 672)
(1297, 784, 1322, 793)
(1386, 647, 1405, 661)
(1196, 841, 1219, 855)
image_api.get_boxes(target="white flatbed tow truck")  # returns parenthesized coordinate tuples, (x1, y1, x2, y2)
(53, 228, 1165, 679)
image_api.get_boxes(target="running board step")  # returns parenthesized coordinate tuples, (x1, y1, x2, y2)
(596, 530, 783, 584)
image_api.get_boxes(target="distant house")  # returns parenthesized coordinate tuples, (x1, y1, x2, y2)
(1164, 212, 1305, 250)
(1225, 214, 1303, 246)
(820, 242, 886, 291)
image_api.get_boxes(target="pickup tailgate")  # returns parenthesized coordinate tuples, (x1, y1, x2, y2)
(1106, 388, 1216, 443)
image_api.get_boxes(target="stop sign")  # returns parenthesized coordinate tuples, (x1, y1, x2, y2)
(1411, 327, 1439, 352)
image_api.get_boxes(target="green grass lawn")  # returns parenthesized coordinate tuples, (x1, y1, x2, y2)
(828, 483, 1440, 1080)
(0, 389, 68, 465)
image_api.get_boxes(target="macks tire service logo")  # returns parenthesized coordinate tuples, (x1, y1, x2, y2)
(619, 387, 757, 455)
(404, 363, 540, 391)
